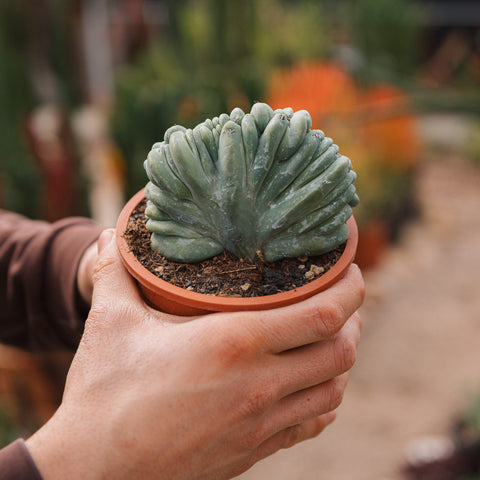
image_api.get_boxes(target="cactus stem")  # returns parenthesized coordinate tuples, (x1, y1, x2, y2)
(144, 103, 358, 263)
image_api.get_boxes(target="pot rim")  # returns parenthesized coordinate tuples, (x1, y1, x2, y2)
(116, 189, 358, 311)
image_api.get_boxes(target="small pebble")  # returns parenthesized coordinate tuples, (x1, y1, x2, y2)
(186, 286, 194, 291)
(298, 264, 306, 270)
(305, 271, 315, 280)
(241, 282, 251, 292)
(312, 266, 325, 276)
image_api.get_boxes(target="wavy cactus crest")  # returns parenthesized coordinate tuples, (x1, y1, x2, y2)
(144, 103, 359, 263)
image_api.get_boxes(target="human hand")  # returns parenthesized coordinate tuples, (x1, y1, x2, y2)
(27, 229, 364, 480)
(76, 239, 99, 306)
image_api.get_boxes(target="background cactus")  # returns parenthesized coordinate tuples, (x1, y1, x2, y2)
(144, 102, 358, 263)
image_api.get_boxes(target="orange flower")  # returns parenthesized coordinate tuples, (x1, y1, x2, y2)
(266, 61, 420, 172)
(267, 61, 357, 126)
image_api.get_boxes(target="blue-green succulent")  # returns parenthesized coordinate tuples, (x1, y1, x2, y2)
(144, 102, 358, 263)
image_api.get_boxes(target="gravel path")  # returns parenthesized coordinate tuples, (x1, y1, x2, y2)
(237, 150, 480, 480)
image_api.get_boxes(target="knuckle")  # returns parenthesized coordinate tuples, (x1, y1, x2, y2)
(87, 296, 144, 332)
(301, 307, 329, 341)
(241, 426, 266, 451)
(352, 311, 363, 332)
(316, 302, 345, 337)
(326, 377, 346, 411)
(231, 456, 257, 478)
(90, 297, 121, 320)
(336, 333, 357, 372)
(240, 385, 275, 419)
(282, 425, 303, 449)
(343, 336, 357, 370)
(215, 328, 258, 367)
(92, 254, 116, 283)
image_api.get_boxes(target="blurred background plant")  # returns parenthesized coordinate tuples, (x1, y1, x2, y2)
(1, 0, 480, 467)
(266, 61, 422, 267)
(402, 395, 480, 480)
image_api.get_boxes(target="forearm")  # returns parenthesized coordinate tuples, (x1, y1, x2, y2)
(0, 210, 102, 351)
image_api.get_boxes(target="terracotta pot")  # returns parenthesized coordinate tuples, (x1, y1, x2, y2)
(116, 190, 359, 316)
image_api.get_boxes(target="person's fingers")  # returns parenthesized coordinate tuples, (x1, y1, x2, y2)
(250, 412, 337, 466)
(273, 313, 361, 397)
(261, 373, 349, 438)
(228, 264, 364, 353)
(91, 228, 146, 310)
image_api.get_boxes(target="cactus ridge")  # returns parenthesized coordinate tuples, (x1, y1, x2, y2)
(144, 103, 358, 263)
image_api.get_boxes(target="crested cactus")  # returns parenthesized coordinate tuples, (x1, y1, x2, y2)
(144, 103, 359, 263)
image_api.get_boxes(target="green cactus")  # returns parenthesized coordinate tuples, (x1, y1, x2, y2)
(144, 103, 359, 263)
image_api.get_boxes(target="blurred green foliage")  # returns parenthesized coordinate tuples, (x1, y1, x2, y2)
(0, 403, 22, 448)
(111, 0, 332, 197)
(0, 0, 84, 217)
(348, 0, 424, 84)
(0, 2, 38, 216)
(456, 395, 480, 447)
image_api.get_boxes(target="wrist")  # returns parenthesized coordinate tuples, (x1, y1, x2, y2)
(25, 407, 104, 480)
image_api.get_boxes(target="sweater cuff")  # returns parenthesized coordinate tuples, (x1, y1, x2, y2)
(0, 439, 43, 480)
(45, 219, 103, 349)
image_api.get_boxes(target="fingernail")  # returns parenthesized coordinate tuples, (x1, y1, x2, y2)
(97, 229, 115, 254)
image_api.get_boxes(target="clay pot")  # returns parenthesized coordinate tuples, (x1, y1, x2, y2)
(116, 190, 359, 316)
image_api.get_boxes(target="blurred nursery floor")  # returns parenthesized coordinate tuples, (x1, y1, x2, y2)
(237, 117, 480, 480)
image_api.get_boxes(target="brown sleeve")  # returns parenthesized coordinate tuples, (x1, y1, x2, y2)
(0, 210, 103, 351)
(0, 439, 43, 480)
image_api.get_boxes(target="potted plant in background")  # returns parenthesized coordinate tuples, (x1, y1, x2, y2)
(267, 62, 421, 270)
(116, 102, 359, 315)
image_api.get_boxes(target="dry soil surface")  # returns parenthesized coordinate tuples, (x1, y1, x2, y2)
(237, 152, 480, 480)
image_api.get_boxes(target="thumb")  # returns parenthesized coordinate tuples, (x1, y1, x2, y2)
(96, 228, 116, 255)
(92, 228, 143, 304)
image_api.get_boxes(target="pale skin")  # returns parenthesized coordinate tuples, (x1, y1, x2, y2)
(27, 229, 364, 480)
